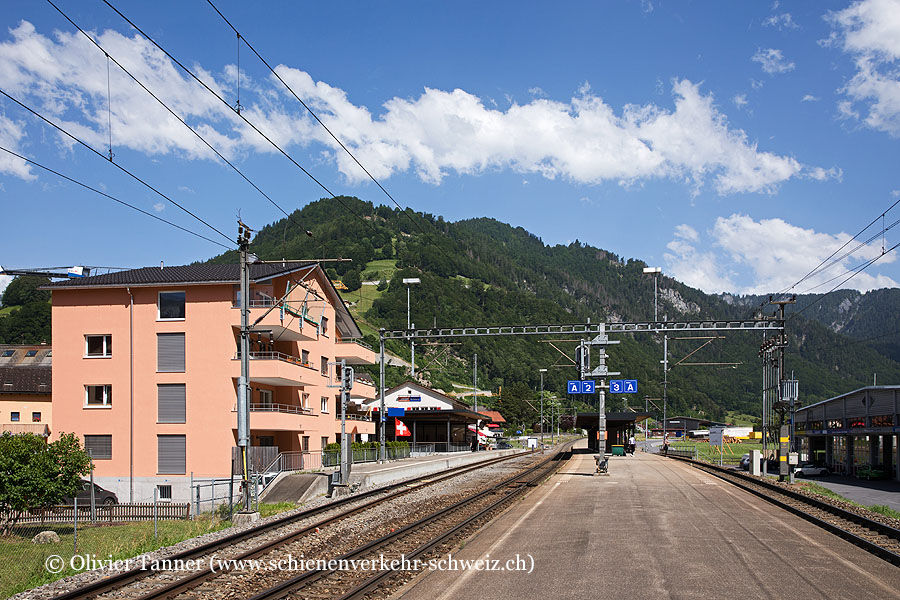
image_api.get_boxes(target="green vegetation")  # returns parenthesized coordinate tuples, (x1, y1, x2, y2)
(361, 259, 398, 281)
(0, 517, 228, 599)
(0, 433, 91, 534)
(0, 275, 51, 344)
(797, 482, 900, 520)
(724, 410, 758, 426)
(671, 440, 763, 461)
(257, 502, 299, 518)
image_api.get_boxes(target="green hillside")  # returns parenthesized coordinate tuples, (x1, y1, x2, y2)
(207, 196, 900, 422)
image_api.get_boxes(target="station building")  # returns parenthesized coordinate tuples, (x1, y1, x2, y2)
(794, 385, 900, 480)
(577, 411, 650, 453)
(45, 262, 375, 502)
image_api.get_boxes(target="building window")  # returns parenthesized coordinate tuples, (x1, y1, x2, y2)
(84, 435, 112, 460)
(157, 333, 185, 372)
(158, 291, 186, 320)
(302, 436, 310, 452)
(158, 384, 186, 424)
(259, 389, 273, 407)
(302, 393, 310, 410)
(10, 412, 19, 422)
(321, 357, 328, 376)
(301, 349, 310, 366)
(258, 436, 275, 446)
(321, 396, 328, 413)
(872, 415, 894, 427)
(157, 485, 172, 501)
(32, 412, 41, 423)
(321, 436, 329, 451)
(0, 350, 13, 357)
(321, 316, 328, 336)
(85, 385, 113, 407)
(827, 419, 843, 429)
(25, 350, 38, 357)
(85, 335, 113, 357)
(158, 435, 186, 474)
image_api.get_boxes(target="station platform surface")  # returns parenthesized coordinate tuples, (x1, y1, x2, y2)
(261, 448, 528, 503)
(399, 440, 900, 600)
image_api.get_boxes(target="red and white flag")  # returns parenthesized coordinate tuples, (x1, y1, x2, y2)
(395, 419, 411, 437)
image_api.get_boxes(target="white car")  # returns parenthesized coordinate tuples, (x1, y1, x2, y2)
(794, 463, 830, 477)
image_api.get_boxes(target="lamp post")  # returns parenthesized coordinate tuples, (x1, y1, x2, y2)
(539, 368, 547, 451)
(403, 278, 420, 377)
(643, 266, 661, 322)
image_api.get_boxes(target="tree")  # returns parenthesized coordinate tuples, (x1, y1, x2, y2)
(342, 270, 362, 292)
(1, 276, 51, 308)
(0, 433, 91, 534)
(0, 301, 51, 344)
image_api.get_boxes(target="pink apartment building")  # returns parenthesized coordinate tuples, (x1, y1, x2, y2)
(46, 262, 375, 503)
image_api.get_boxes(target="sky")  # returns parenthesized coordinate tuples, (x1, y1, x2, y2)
(2, 0, 900, 299)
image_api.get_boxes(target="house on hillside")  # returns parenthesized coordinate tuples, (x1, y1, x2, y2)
(45, 262, 375, 503)
(0, 344, 52, 437)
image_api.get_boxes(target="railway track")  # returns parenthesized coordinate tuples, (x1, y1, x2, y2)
(670, 455, 900, 566)
(51, 450, 535, 600)
(245, 442, 574, 600)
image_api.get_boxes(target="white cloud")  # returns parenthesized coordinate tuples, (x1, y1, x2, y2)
(153, 202, 165, 212)
(0, 113, 35, 180)
(527, 87, 547, 98)
(665, 214, 899, 294)
(763, 13, 799, 30)
(827, 0, 900, 136)
(802, 94, 820, 102)
(732, 94, 748, 109)
(0, 21, 828, 195)
(0, 275, 12, 301)
(752, 48, 796, 74)
(750, 78, 765, 90)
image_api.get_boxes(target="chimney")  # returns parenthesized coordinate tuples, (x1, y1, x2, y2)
(160, 261, 164, 270)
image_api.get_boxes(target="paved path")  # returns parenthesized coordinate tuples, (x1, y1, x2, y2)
(804, 474, 900, 512)
(399, 440, 900, 600)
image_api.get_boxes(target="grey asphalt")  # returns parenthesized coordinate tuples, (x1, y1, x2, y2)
(398, 440, 900, 600)
(802, 473, 900, 512)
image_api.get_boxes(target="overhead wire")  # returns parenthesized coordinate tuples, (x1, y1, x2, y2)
(98, 0, 377, 234)
(0, 88, 234, 246)
(203, 0, 460, 264)
(45, 0, 322, 255)
(0, 145, 232, 250)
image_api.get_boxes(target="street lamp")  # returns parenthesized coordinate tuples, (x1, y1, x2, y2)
(539, 368, 547, 451)
(402, 278, 420, 377)
(643, 266, 661, 322)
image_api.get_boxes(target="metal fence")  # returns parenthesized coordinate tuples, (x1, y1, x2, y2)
(0, 496, 218, 600)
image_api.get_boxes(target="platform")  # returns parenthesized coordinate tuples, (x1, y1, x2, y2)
(399, 440, 900, 599)
(261, 448, 528, 503)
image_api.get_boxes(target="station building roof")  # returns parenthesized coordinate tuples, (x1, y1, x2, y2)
(795, 385, 900, 435)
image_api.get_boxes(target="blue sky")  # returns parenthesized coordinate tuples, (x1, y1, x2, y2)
(2, 0, 900, 297)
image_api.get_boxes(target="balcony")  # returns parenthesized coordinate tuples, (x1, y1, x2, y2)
(350, 375, 377, 401)
(335, 338, 376, 365)
(2, 423, 49, 436)
(232, 351, 319, 386)
(232, 304, 319, 343)
(334, 411, 372, 422)
(232, 402, 315, 432)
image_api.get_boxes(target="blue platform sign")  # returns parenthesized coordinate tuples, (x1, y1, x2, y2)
(568, 380, 596, 394)
(611, 379, 639, 393)
(387, 407, 405, 417)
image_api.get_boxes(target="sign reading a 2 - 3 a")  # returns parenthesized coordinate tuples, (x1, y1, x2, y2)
(609, 379, 638, 394)
(567, 380, 596, 394)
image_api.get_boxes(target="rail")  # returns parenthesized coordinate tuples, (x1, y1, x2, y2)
(235, 350, 318, 370)
(335, 412, 371, 421)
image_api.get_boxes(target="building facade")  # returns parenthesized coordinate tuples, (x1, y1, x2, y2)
(0, 344, 52, 437)
(47, 263, 375, 502)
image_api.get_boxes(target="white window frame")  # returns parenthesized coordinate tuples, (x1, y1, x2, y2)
(320, 396, 328, 413)
(85, 384, 113, 408)
(85, 334, 112, 358)
(157, 290, 186, 321)
(259, 389, 273, 407)
(157, 484, 173, 502)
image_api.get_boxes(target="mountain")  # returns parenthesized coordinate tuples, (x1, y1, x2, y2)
(207, 196, 900, 422)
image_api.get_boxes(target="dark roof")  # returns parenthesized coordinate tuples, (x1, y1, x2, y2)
(0, 366, 51, 394)
(796, 385, 900, 413)
(44, 262, 316, 288)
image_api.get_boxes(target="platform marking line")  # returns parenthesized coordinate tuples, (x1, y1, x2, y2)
(430, 480, 562, 600)
(712, 475, 900, 598)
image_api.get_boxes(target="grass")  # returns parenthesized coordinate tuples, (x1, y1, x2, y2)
(341, 285, 385, 319)
(360, 259, 397, 282)
(724, 410, 758, 426)
(671, 439, 763, 459)
(256, 502, 298, 518)
(0, 516, 230, 599)
(0, 306, 15, 318)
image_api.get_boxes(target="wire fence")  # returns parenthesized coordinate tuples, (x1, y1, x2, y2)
(0, 497, 227, 600)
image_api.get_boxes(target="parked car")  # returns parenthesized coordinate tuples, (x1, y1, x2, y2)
(793, 463, 830, 477)
(739, 454, 751, 470)
(62, 480, 118, 505)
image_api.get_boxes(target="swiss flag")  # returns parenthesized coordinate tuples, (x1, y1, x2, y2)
(395, 418, 411, 437)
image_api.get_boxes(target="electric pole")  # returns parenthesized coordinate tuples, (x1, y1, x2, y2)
(237, 221, 252, 512)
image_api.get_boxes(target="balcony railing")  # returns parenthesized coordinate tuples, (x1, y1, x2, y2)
(334, 412, 372, 421)
(232, 403, 314, 416)
(236, 351, 318, 370)
(336, 338, 373, 351)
